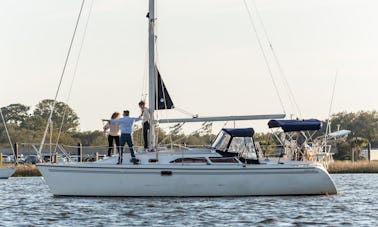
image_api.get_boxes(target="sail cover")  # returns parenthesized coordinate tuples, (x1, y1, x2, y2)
(155, 69, 174, 110)
(268, 119, 321, 132)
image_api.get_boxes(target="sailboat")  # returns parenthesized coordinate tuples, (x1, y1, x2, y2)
(0, 166, 16, 179)
(0, 109, 17, 179)
(37, 1, 337, 196)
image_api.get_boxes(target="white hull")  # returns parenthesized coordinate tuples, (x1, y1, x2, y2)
(38, 155, 336, 196)
(0, 167, 16, 179)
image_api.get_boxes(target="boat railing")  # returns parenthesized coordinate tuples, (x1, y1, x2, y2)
(14, 142, 122, 163)
(257, 143, 334, 167)
(12, 142, 213, 163)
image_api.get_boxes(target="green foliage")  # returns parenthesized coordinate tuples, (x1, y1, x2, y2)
(1, 103, 30, 127)
(333, 141, 351, 160)
(0, 100, 80, 147)
(31, 99, 79, 132)
(327, 111, 378, 160)
(330, 111, 378, 142)
(254, 132, 277, 156)
(1, 101, 378, 160)
(72, 131, 106, 146)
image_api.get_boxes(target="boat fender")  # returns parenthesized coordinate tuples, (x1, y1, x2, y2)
(161, 170, 172, 176)
(130, 158, 140, 165)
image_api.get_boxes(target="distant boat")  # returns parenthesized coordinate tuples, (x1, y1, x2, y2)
(37, 0, 337, 196)
(0, 167, 16, 179)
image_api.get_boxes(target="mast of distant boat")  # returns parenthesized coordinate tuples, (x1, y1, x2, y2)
(148, 0, 156, 151)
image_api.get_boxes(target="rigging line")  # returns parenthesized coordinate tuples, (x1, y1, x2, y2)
(54, 0, 95, 154)
(0, 107, 16, 164)
(250, 0, 302, 118)
(141, 5, 151, 100)
(168, 122, 210, 145)
(154, 68, 159, 145)
(242, 0, 286, 114)
(272, 50, 302, 117)
(158, 122, 185, 145)
(325, 72, 338, 137)
(141, 48, 148, 100)
(154, 0, 162, 146)
(328, 72, 338, 118)
(38, 0, 86, 157)
(175, 107, 196, 117)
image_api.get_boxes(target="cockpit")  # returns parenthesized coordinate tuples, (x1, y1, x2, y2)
(212, 128, 259, 163)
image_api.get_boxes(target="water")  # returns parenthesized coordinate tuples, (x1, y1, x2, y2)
(0, 174, 377, 226)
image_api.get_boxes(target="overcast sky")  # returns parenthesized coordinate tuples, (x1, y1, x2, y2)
(1, 0, 377, 133)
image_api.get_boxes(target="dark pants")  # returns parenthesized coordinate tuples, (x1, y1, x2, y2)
(107, 135, 120, 157)
(143, 121, 150, 149)
(119, 133, 135, 163)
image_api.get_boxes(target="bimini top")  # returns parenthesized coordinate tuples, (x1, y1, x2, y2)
(222, 128, 254, 137)
(268, 119, 321, 132)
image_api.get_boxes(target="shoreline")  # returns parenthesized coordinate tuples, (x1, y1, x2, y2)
(328, 160, 378, 174)
(2, 161, 378, 177)
(13, 164, 42, 177)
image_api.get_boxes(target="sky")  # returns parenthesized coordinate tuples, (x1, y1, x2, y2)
(1, 0, 378, 134)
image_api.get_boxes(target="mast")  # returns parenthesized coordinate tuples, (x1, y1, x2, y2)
(148, 0, 156, 151)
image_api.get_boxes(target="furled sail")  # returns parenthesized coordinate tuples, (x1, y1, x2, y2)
(156, 68, 174, 110)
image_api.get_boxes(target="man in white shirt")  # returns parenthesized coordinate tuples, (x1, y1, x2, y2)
(139, 101, 150, 150)
(110, 110, 141, 164)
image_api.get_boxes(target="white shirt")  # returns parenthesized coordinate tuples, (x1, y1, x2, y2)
(103, 122, 120, 136)
(141, 107, 150, 123)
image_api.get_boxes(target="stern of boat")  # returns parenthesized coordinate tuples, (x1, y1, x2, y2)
(313, 163, 337, 195)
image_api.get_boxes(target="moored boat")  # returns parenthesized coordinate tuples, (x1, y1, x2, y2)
(0, 167, 16, 179)
(37, 0, 337, 196)
(38, 128, 336, 196)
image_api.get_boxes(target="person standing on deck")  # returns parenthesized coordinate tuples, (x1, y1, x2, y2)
(103, 112, 121, 157)
(139, 101, 150, 151)
(109, 110, 141, 164)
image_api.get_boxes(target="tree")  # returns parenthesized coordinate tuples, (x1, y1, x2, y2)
(31, 99, 79, 132)
(254, 132, 276, 156)
(326, 111, 378, 160)
(328, 111, 378, 143)
(0, 103, 30, 127)
(73, 130, 106, 146)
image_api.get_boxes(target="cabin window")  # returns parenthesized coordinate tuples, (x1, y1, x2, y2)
(169, 157, 208, 163)
(212, 131, 231, 151)
(209, 157, 239, 163)
(228, 137, 257, 159)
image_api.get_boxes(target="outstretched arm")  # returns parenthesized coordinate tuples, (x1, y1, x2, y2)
(103, 122, 110, 132)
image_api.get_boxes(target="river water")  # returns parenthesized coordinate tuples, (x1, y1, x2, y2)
(0, 174, 377, 226)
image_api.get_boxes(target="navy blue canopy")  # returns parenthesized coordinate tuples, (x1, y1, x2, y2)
(223, 128, 254, 137)
(268, 119, 321, 132)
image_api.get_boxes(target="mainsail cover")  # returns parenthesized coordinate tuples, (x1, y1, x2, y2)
(156, 68, 174, 110)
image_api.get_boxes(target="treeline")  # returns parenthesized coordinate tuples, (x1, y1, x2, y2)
(320, 111, 378, 160)
(256, 111, 378, 160)
(1, 100, 378, 160)
(0, 99, 84, 146)
(0, 99, 213, 148)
